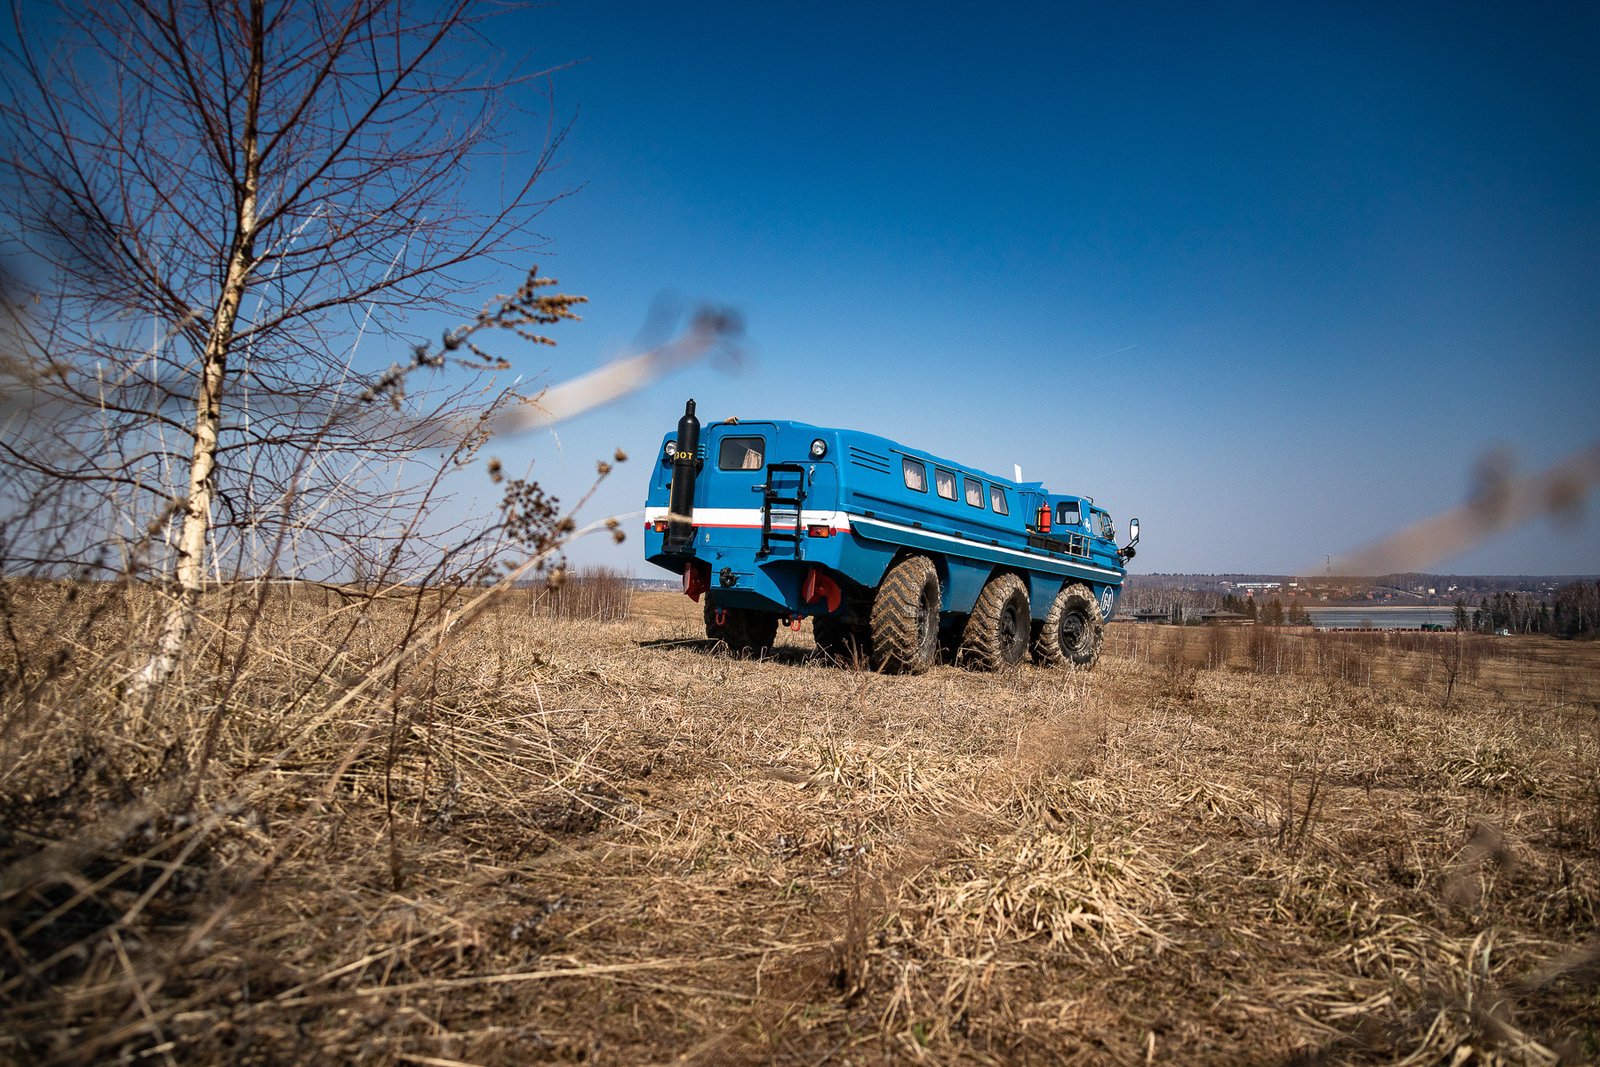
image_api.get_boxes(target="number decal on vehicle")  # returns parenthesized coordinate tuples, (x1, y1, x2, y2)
(1100, 587, 1115, 617)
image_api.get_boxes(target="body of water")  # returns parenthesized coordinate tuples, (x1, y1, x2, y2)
(1306, 605, 1463, 630)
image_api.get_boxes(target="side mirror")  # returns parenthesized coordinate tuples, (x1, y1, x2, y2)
(1119, 517, 1140, 564)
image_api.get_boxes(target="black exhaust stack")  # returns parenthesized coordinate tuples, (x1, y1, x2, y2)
(664, 399, 701, 554)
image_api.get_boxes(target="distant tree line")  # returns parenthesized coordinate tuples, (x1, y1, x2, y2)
(1130, 572, 1583, 602)
(1220, 594, 1312, 626)
(1120, 585, 1223, 615)
(1126, 577, 1600, 635)
(1455, 581, 1600, 637)
(1124, 588, 1314, 626)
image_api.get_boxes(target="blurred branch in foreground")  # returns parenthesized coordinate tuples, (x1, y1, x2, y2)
(493, 307, 743, 435)
(1327, 441, 1600, 576)
(394, 305, 743, 452)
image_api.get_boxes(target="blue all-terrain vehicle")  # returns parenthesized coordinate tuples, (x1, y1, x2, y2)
(643, 400, 1139, 672)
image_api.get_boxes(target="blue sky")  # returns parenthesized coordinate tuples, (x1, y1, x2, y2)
(473, 1, 1598, 576)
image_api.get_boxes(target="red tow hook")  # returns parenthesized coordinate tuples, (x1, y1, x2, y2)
(714, 607, 728, 626)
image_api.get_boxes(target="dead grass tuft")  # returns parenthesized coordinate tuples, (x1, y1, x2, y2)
(898, 825, 1172, 954)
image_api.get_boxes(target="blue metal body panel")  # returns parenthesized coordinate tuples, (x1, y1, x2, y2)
(643, 417, 1127, 623)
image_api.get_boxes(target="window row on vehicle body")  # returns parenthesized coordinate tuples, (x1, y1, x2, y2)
(712, 431, 1090, 538)
(901, 457, 1008, 515)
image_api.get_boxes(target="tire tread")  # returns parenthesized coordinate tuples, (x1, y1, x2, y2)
(1035, 582, 1104, 669)
(960, 573, 1030, 670)
(869, 555, 939, 674)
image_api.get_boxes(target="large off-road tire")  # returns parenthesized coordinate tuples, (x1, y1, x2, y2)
(869, 555, 941, 674)
(704, 601, 779, 657)
(813, 615, 869, 665)
(959, 573, 1031, 671)
(1034, 583, 1104, 669)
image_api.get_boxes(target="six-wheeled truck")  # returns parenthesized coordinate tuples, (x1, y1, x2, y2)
(643, 400, 1139, 672)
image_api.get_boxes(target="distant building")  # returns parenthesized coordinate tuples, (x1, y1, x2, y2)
(1198, 610, 1252, 625)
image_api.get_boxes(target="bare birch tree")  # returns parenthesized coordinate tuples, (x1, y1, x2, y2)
(0, 0, 578, 702)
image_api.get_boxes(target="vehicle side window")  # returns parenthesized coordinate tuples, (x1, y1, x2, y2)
(989, 485, 1009, 515)
(935, 468, 957, 500)
(1096, 511, 1115, 540)
(717, 436, 765, 470)
(902, 458, 927, 492)
(1056, 501, 1081, 526)
(964, 478, 984, 508)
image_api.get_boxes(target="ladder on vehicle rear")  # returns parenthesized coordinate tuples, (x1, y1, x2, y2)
(759, 462, 807, 558)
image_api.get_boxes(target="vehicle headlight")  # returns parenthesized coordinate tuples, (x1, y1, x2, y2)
(809, 438, 827, 459)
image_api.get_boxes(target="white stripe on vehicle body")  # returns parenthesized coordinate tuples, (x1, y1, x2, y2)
(645, 506, 1123, 582)
(642, 506, 851, 530)
(848, 515, 1125, 581)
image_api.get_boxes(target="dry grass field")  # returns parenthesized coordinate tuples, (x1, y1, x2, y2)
(2, 586, 1598, 1065)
